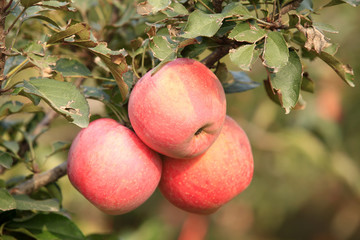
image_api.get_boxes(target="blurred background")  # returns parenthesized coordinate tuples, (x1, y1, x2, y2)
(4, 1, 360, 240)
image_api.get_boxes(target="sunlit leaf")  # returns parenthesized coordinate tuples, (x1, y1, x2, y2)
(221, 2, 253, 19)
(20, 0, 41, 8)
(162, 2, 188, 17)
(182, 10, 224, 38)
(18, 78, 90, 128)
(88, 43, 129, 102)
(13, 195, 60, 212)
(229, 44, 257, 71)
(228, 21, 266, 43)
(324, 0, 360, 7)
(270, 50, 303, 113)
(263, 31, 289, 71)
(149, 36, 176, 61)
(313, 22, 339, 33)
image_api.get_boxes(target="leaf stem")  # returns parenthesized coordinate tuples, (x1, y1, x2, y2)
(196, 0, 216, 14)
(5, 7, 26, 35)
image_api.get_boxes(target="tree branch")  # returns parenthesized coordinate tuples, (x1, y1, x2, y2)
(212, 0, 223, 13)
(280, 0, 303, 15)
(10, 162, 67, 195)
(0, 1, 8, 87)
(201, 45, 232, 69)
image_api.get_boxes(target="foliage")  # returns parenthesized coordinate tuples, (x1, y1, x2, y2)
(0, 0, 358, 239)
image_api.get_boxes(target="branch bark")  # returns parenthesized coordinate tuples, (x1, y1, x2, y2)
(212, 0, 223, 13)
(280, 0, 304, 15)
(0, 1, 8, 87)
(201, 45, 232, 69)
(10, 161, 67, 195)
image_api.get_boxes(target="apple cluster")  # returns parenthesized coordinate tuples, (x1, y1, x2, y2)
(67, 58, 254, 215)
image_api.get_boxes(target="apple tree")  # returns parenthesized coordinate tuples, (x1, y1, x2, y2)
(0, 0, 358, 239)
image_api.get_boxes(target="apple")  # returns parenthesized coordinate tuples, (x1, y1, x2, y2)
(128, 58, 226, 159)
(67, 118, 162, 215)
(159, 116, 254, 214)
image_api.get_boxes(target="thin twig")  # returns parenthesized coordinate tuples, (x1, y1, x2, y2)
(212, 0, 223, 13)
(10, 162, 67, 195)
(197, 0, 216, 14)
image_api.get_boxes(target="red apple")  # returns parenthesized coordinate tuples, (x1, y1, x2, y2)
(159, 116, 253, 214)
(67, 118, 162, 215)
(128, 58, 226, 159)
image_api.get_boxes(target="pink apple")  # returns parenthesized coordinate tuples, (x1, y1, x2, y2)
(67, 118, 162, 215)
(159, 116, 254, 214)
(128, 58, 226, 159)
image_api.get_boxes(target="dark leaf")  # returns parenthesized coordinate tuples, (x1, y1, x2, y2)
(223, 71, 260, 93)
(5, 212, 85, 240)
(0, 151, 14, 169)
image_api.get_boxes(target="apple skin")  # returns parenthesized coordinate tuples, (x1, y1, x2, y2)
(128, 58, 226, 159)
(67, 118, 162, 215)
(159, 116, 254, 214)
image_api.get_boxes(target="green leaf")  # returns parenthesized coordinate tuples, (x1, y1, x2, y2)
(1, 235, 17, 240)
(0, 189, 16, 211)
(82, 86, 111, 102)
(46, 141, 71, 159)
(149, 36, 176, 61)
(3, 227, 38, 239)
(137, 0, 171, 15)
(37, 1, 74, 10)
(223, 71, 260, 93)
(0, 101, 23, 119)
(87, 234, 119, 240)
(47, 22, 94, 46)
(313, 22, 339, 33)
(302, 73, 315, 93)
(0, 151, 13, 169)
(162, 2, 188, 17)
(149, 0, 171, 12)
(23, 15, 60, 29)
(297, 0, 314, 11)
(182, 10, 224, 38)
(270, 50, 303, 113)
(263, 31, 289, 71)
(20, 0, 42, 8)
(45, 183, 63, 205)
(229, 44, 257, 71)
(88, 43, 129, 102)
(317, 51, 355, 87)
(5, 212, 85, 240)
(13, 195, 60, 212)
(228, 21, 266, 43)
(221, 2, 253, 19)
(19, 78, 90, 128)
(54, 59, 91, 77)
(1, 141, 19, 155)
(324, 0, 360, 7)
